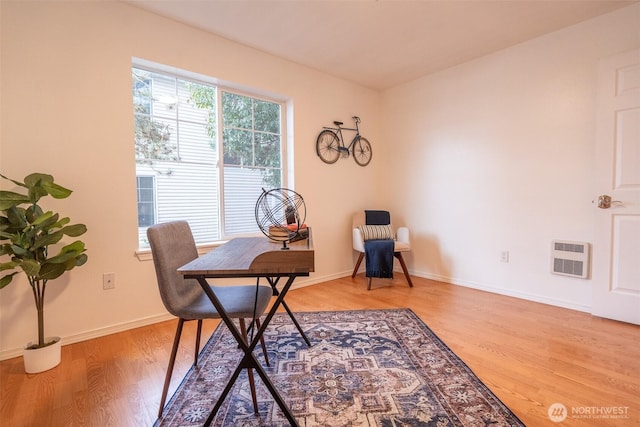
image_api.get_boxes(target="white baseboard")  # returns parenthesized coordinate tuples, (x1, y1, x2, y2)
(0, 275, 343, 362)
(356, 264, 590, 313)
(0, 313, 174, 361)
(1, 268, 589, 362)
(409, 269, 591, 313)
(291, 272, 349, 289)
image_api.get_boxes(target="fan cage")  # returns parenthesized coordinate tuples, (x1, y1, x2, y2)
(255, 188, 306, 248)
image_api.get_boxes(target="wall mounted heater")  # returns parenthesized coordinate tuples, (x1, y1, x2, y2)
(551, 240, 590, 279)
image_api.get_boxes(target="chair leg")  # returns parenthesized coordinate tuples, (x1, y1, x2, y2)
(158, 318, 185, 418)
(352, 253, 364, 278)
(194, 319, 203, 366)
(255, 318, 270, 367)
(395, 252, 414, 287)
(240, 318, 260, 415)
(367, 277, 372, 290)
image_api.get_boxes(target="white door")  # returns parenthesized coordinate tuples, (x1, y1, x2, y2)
(592, 48, 640, 325)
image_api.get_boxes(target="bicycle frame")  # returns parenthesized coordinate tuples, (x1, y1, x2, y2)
(322, 117, 361, 153)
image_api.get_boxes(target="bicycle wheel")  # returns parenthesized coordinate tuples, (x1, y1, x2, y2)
(316, 130, 341, 164)
(353, 136, 372, 166)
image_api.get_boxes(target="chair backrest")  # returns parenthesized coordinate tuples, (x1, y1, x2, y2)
(353, 210, 394, 227)
(147, 221, 204, 318)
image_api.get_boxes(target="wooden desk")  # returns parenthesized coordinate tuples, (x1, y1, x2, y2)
(178, 235, 314, 427)
(181, 235, 314, 277)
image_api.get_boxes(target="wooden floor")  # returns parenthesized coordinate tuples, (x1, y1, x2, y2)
(1, 275, 638, 426)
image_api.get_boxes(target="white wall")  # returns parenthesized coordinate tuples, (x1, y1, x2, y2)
(0, 1, 382, 357)
(1, 1, 638, 359)
(381, 4, 640, 311)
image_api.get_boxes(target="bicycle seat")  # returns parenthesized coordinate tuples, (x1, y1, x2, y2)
(333, 121, 343, 126)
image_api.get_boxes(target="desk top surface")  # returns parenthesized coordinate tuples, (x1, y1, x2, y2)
(178, 235, 314, 277)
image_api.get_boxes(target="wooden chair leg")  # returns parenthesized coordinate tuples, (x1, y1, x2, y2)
(395, 252, 414, 287)
(194, 319, 203, 366)
(158, 318, 185, 418)
(240, 318, 259, 415)
(255, 318, 270, 367)
(352, 252, 364, 278)
(367, 277, 372, 290)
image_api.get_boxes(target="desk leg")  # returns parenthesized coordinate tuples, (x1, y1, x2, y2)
(196, 278, 251, 427)
(197, 276, 300, 427)
(266, 277, 311, 346)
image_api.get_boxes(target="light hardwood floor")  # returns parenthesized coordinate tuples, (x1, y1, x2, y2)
(1, 275, 638, 426)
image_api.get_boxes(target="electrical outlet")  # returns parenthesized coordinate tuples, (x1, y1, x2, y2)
(103, 273, 115, 290)
(500, 251, 510, 263)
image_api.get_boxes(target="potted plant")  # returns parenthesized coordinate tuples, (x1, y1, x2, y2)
(0, 172, 88, 373)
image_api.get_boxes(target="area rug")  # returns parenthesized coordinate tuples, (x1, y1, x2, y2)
(155, 309, 524, 426)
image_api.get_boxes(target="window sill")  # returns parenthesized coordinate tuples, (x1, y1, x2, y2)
(135, 240, 229, 261)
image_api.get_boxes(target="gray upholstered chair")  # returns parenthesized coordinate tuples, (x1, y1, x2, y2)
(147, 221, 272, 418)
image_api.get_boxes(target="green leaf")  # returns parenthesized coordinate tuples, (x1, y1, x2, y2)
(0, 272, 18, 289)
(31, 211, 55, 226)
(47, 241, 86, 265)
(0, 261, 18, 271)
(48, 249, 82, 265)
(0, 173, 28, 188)
(38, 262, 66, 280)
(0, 191, 30, 210)
(55, 217, 70, 228)
(10, 244, 30, 257)
(61, 224, 87, 237)
(61, 240, 86, 253)
(0, 244, 14, 256)
(33, 230, 64, 249)
(43, 182, 72, 199)
(75, 253, 88, 267)
(28, 185, 48, 204)
(33, 213, 60, 232)
(46, 251, 76, 264)
(25, 204, 44, 224)
(6, 207, 27, 229)
(20, 259, 41, 277)
(22, 173, 62, 203)
(23, 173, 54, 187)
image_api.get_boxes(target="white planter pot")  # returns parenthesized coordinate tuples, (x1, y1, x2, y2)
(23, 336, 62, 374)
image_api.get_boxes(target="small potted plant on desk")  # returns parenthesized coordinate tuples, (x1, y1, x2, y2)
(0, 172, 88, 373)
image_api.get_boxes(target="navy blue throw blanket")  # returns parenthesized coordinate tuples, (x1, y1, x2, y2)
(364, 210, 394, 279)
(365, 239, 394, 278)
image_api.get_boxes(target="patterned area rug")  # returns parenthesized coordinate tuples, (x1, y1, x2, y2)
(155, 309, 524, 426)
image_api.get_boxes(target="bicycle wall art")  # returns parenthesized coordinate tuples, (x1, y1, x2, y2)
(315, 116, 372, 166)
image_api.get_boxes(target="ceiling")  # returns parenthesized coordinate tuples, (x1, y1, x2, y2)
(126, 0, 636, 90)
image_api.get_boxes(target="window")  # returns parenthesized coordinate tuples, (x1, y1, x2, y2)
(132, 63, 285, 248)
(136, 176, 155, 227)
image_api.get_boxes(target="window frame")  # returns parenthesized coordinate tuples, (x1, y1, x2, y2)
(217, 87, 286, 237)
(132, 59, 290, 257)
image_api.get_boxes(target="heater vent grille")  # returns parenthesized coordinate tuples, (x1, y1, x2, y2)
(551, 240, 590, 279)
